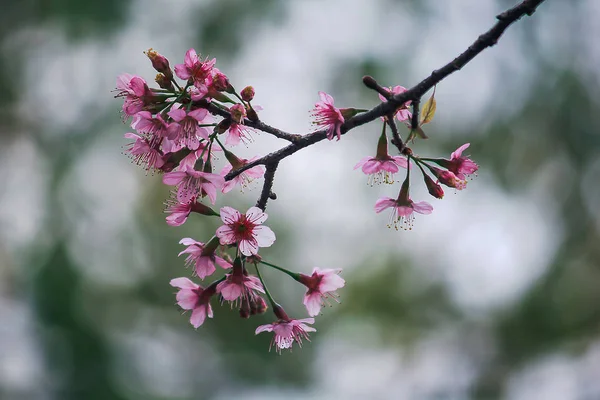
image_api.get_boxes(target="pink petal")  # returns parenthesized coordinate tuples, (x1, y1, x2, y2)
(451, 143, 470, 160)
(179, 237, 201, 246)
(116, 73, 134, 91)
(354, 156, 371, 170)
(195, 257, 216, 280)
(162, 171, 186, 186)
(218, 282, 243, 301)
(304, 293, 323, 317)
(215, 225, 236, 245)
(374, 197, 396, 213)
(362, 159, 382, 174)
(219, 206, 240, 224)
(184, 48, 198, 68)
(167, 109, 187, 122)
(318, 91, 334, 105)
(244, 276, 264, 293)
(124, 132, 141, 140)
(255, 324, 274, 334)
(174, 64, 190, 80)
(189, 108, 208, 122)
(176, 289, 198, 310)
(170, 277, 198, 290)
(391, 156, 409, 169)
(215, 256, 232, 270)
(239, 239, 259, 256)
(246, 207, 268, 224)
(253, 226, 276, 247)
(412, 201, 433, 215)
(190, 306, 207, 328)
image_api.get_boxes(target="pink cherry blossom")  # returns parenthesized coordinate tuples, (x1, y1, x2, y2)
(163, 166, 225, 204)
(449, 143, 479, 179)
(123, 132, 165, 170)
(225, 123, 254, 146)
(311, 91, 345, 141)
(178, 237, 231, 279)
(378, 85, 412, 121)
(354, 155, 409, 185)
(116, 74, 152, 116)
(174, 48, 216, 89)
(299, 268, 345, 317)
(170, 277, 215, 328)
(131, 111, 168, 138)
(167, 108, 211, 150)
(165, 199, 193, 226)
(255, 318, 316, 353)
(220, 157, 265, 193)
(215, 206, 276, 256)
(375, 196, 433, 230)
(217, 267, 264, 303)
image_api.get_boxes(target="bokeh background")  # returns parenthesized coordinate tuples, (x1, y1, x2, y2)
(1, 0, 600, 399)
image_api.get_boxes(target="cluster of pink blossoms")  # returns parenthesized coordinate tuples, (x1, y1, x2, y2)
(311, 85, 478, 230)
(116, 48, 346, 353)
(117, 47, 477, 352)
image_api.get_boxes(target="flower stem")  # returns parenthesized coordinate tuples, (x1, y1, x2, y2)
(260, 260, 300, 281)
(254, 263, 278, 310)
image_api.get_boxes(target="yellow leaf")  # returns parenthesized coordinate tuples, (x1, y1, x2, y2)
(420, 93, 437, 125)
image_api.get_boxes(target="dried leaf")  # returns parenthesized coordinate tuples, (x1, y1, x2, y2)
(420, 92, 437, 125)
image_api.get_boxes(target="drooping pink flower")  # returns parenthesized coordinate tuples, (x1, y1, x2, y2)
(354, 156, 408, 185)
(379, 85, 412, 122)
(298, 268, 345, 317)
(163, 165, 225, 204)
(255, 318, 316, 353)
(164, 196, 219, 226)
(123, 132, 165, 170)
(375, 196, 433, 230)
(178, 237, 231, 279)
(174, 48, 216, 89)
(116, 74, 153, 116)
(167, 108, 211, 150)
(216, 259, 264, 303)
(427, 165, 467, 190)
(448, 143, 479, 179)
(225, 123, 254, 146)
(220, 156, 265, 193)
(170, 277, 215, 328)
(311, 91, 345, 141)
(215, 206, 276, 256)
(131, 111, 169, 138)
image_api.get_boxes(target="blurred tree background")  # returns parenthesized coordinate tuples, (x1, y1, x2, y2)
(1, 1, 599, 399)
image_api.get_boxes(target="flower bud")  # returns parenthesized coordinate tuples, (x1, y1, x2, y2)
(423, 173, 444, 199)
(216, 118, 232, 134)
(190, 202, 220, 217)
(250, 296, 268, 315)
(155, 73, 174, 90)
(211, 71, 230, 92)
(241, 86, 255, 102)
(145, 48, 172, 78)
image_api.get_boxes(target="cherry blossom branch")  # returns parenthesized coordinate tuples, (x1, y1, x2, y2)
(224, 0, 546, 210)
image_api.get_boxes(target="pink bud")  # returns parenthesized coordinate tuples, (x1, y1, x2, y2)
(241, 86, 255, 102)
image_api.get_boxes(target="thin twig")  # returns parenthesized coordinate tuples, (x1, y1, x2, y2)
(256, 162, 278, 211)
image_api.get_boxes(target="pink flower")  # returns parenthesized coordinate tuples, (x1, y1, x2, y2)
(123, 132, 165, 170)
(216, 206, 276, 256)
(131, 111, 168, 138)
(216, 261, 264, 303)
(220, 157, 265, 193)
(379, 85, 412, 121)
(164, 196, 218, 226)
(116, 74, 153, 116)
(170, 277, 215, 328)
(178, 237, 231, 279)
(167, 108, 211, 150)
(375, 180, 433, 230)
(225, 123, 254, 146)
(298, 268, 345, 317)
(255, 318, 316, 353)
(174, 48, 216, 89)
(163, 166, 225, 204)
(311, 91, 345, 141)
(354, 156, 408, 185)
(448, 143, 479, 179)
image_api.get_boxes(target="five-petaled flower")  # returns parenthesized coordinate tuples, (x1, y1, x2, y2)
(311, 91, 345, 141)
(167, 108, 211, 150)
(217, 258, 264, 304)
(116, 74, 153, 116)
(375, 178, 433, 230)
(170, 277, 216, 328)
(447, 143, 479, 180)
(174, 48, 216, 90)
(216, 206, 276, 256)
(298, 268, 345, 317)
(255, 306, 316, 353)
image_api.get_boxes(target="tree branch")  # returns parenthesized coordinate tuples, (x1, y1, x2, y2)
(224, 0, 546, 181)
